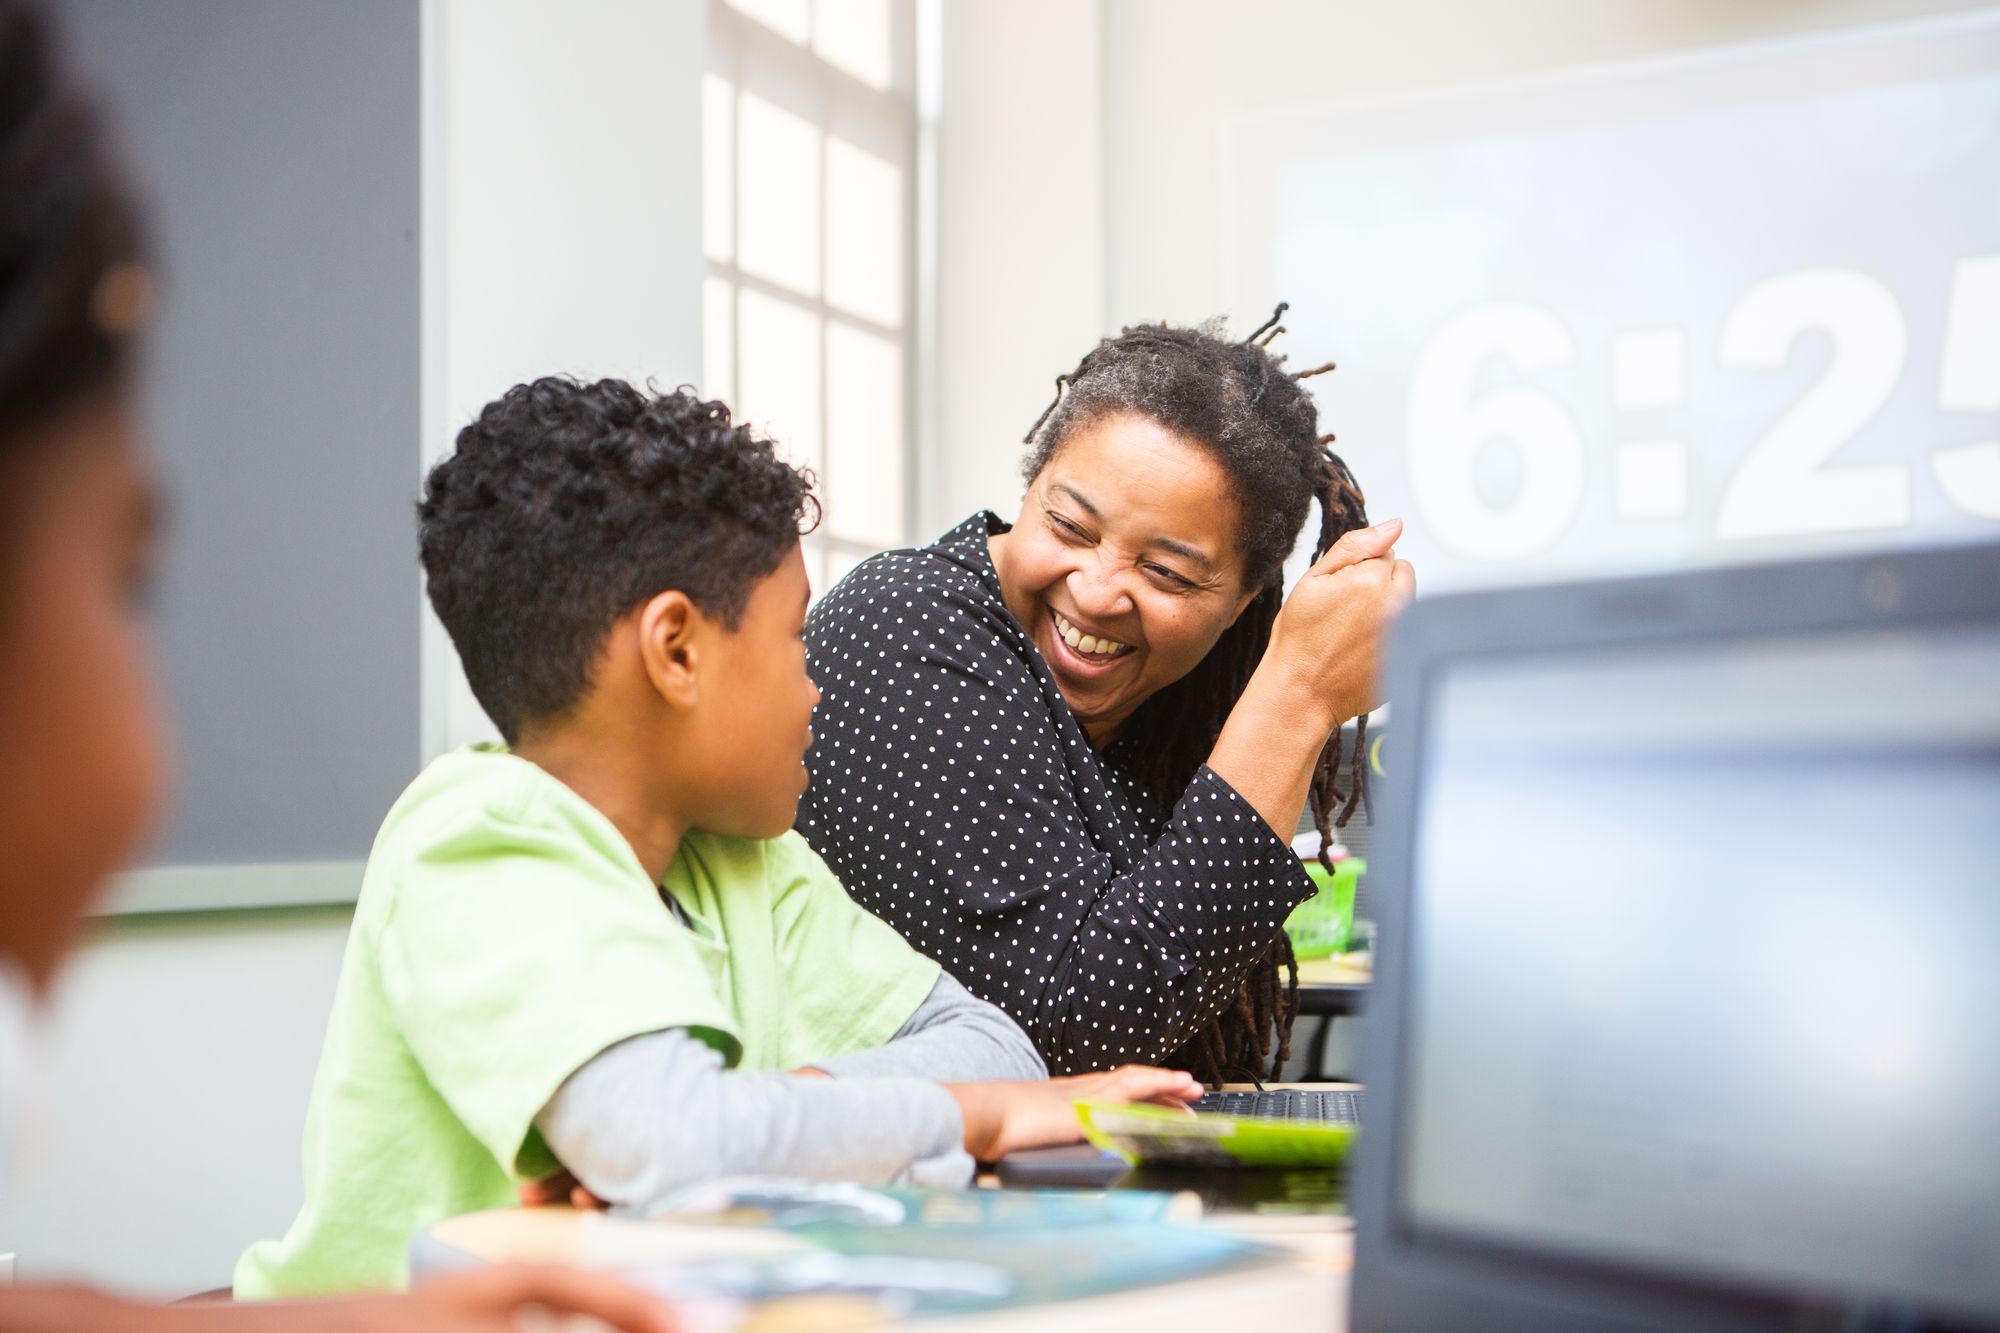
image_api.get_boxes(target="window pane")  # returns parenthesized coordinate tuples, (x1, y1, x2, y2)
(703, 276, 735, 402)
(737, 92, 821, 296)
(726, 0, 809, 43)
(825, 136, 902, 326)
(812, 0, 893, 91)
(824, 323, 903, 545)
(737, 289, 823, 476)
(702, 75, 734, 263)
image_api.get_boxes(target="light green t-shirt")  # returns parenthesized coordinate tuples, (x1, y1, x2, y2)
(234, 745, 939, 1299)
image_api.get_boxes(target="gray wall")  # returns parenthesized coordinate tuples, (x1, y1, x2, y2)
(62, 0, 423, 869)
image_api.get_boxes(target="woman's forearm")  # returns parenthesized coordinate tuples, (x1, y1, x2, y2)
(1206, 656, 1341, 839)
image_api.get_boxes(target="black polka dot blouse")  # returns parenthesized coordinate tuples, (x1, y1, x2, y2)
(796, 512, 1315, 1075)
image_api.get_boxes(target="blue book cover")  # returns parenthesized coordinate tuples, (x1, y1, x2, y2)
(625, 1178, 1282, 1320)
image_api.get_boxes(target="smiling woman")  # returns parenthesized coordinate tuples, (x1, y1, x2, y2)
(797, 313, 1414, 1081)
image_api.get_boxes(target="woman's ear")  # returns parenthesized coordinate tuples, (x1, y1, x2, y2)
(636, 589, 702, 708)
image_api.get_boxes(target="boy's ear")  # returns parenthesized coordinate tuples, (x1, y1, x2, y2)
(636, 589, 703, 708)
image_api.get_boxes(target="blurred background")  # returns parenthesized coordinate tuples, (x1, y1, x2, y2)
(10, 0, 1996, 1295)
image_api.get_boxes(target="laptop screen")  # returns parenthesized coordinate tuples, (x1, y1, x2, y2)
(1400, 623, 2000, 1317)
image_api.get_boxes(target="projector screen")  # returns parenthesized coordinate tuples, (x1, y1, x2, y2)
(1229, 14, 2000, 593)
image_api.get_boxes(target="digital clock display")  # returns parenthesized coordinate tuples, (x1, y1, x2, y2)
(1229, 14, 2000, 592)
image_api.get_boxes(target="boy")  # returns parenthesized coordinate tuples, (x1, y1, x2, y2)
(236, 377, 1198, 1297)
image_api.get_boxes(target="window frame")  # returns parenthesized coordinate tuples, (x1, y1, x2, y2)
(705, 0, 922, 591)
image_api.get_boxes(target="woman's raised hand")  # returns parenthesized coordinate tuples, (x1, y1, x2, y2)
(1264, 518, 1415, 734)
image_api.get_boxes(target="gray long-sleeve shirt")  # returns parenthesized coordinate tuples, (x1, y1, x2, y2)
(533, 971, 1045, 1208)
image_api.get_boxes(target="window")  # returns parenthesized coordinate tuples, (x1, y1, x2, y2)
(704, 0, 918, 596)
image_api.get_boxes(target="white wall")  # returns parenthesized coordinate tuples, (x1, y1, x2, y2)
(925, 0, 1995, 530)
(929, 0, 1105, 528)
(1098, 0, 1998, 330)
(428, 0, 708, 753)
(7, 909, 353, 1295)
(928, 0, 1998, 526)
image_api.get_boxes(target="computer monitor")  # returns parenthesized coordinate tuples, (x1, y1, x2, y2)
(1352, 542, 2000, 1333)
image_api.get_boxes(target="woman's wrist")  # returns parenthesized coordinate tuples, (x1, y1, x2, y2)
(1206, 657, 1344, 839)
(1240, 651, 1346, 744)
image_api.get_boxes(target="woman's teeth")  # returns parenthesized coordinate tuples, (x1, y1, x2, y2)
(1053, 610, 1132, 660)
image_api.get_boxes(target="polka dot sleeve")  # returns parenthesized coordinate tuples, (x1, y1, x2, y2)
(796, 513, 1314, 1075)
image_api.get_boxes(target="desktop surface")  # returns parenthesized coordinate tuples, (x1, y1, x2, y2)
(420, 1084, 1358, 1331)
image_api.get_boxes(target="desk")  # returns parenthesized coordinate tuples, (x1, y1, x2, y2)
(1296, 954, 1369, 1001)
(1296, 980, 1365, 1018)
(1293, 957, 1368, 1081)
(421, 1084, 1357, 1332)
(1296, 957, 1366, 1018)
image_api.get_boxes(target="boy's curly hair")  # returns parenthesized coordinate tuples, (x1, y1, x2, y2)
(419, 377, 819, 744)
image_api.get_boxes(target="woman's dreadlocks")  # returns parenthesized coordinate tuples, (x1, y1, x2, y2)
(1021, 304, 1372, 1085)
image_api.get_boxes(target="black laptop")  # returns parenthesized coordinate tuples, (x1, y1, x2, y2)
(1350, 541, 2000, 1332)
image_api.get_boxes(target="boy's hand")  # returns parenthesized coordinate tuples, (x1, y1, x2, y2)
(519, 1167, 609, 1212)
(946, 1065, 1201, 1162)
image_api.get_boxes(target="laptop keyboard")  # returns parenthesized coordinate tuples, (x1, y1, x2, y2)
(1195, 1089, 1363, 1126)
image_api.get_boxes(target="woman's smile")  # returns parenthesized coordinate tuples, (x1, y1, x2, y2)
(1049, 607, 1135, 664)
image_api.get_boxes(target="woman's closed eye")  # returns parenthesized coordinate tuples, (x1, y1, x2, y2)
(1143, 562, 1199, 592)
(1045, 510, 1091, 543)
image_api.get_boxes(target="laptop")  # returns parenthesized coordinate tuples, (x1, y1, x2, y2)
(1194, 1087, 1362, 1126)
(1349, 541, 2000, 1331)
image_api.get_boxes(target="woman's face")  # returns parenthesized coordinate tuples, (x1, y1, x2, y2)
(994, 412, 1258, 744)
(0, 396, 166, 991)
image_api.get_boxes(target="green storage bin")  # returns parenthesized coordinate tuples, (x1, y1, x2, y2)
(1285, 855, 1363, 960)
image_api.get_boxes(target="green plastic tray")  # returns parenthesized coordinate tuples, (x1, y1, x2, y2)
(1285, 856, 1363, 960)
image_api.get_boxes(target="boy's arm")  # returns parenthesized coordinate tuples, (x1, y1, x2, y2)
(534, 1028, 976, 1208)
(810, 971, 1047, 1083)
(536, 1036, 1202, 1210)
